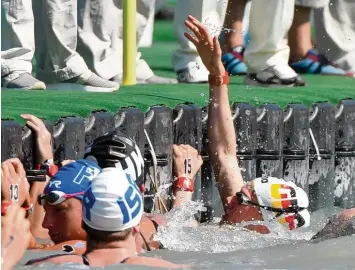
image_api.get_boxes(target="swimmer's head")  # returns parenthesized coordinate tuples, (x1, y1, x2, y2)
(40, 160, 101, 243)
(82, 167, 143, 242)
(252, 177, 310, 230)
(84, 131, 145, 188)
(222, 177, 310, 232)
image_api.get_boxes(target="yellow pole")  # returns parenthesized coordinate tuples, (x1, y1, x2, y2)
(123, 0, 137, 85)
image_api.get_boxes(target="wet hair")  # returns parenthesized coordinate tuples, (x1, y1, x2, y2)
(82, 222, 132, 242)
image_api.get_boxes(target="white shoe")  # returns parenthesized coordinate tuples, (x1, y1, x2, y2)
(1, 73, 46, 90)
(47, 71, 120, 92)
(176, 62, 209, 83)
(245, 65, 305, 87)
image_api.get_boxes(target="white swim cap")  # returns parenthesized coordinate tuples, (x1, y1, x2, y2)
(82, 167, 143, 232)
(253, 177, 310, 230)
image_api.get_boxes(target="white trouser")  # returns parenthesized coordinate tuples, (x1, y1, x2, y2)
(172, 0, 227, 72)
(32, 0, 89, 83)
(314, 0, 355, 72)
(244, 0, 296, 75)
(76, 0, 153, 80)
(1, 0, 34, 79)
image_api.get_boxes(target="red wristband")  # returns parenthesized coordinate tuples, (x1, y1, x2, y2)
(35, 160, 59, 178)
(138, 184, 145, 193)
(208, 71, 229, 86)
(1, 202, 33, 217)
(23, 203, 33, 212)
(173, 177, 194, 192)
(1, 201, 11, 216)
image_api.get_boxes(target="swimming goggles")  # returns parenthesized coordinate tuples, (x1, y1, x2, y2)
(235, 191, 306, 215)
(38, 190, 85, 206)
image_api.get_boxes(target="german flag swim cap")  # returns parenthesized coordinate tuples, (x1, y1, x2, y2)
(253, 177, 310, 230)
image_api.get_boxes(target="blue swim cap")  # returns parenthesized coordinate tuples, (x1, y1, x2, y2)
(44, 159, 102, 201)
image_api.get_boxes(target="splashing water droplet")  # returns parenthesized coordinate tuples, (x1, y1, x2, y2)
(155, 206, 313, 253)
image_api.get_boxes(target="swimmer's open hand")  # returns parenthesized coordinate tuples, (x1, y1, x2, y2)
(1, 158, 31, 210)
(184, 15, 225, 76)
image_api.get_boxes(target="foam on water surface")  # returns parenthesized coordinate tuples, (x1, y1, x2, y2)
(155, 201, 314, 253)
(18, 203, 354, 269)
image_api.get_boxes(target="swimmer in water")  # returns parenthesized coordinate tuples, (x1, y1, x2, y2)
(28, 167, 183, 268)
(312, 208, 355, 241)
(20, 116, 167, 253)
(30, 159, 101, 254)
(184, 15, 311, 232)
(29, 158, 163, 255)
(28, 130, 202, 255)
(185, 15, 354, 237)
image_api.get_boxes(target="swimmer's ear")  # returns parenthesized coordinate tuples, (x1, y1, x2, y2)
(241, 185, 252, 200)
(132, 225, 140, 234)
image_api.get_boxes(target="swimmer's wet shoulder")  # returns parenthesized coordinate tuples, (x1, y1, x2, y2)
(34, 240, 86, 254)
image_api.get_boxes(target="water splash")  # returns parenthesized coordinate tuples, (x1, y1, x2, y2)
(155, 201, 313, 253)
(163, 201, 206, 227)
(284, 159, 309, 190)
(202, 18, 243, 37)
(334, 157, 355, 208)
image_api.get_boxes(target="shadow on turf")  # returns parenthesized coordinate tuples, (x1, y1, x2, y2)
(151, 67, 175, 73)
(139, 93, 186, 102)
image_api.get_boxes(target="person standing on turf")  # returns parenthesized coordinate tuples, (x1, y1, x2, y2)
(2, 0, 119, 92)
(243, 0, 305, 87)
(173, 0, 304, 86)
(313, 0, 355, 74)
(76, 0, 177, 84)
(220, 0, 353, 78)
(1, 0, 46, 90)
(31, 0, 119, 92)
(288, 0, 354, 77)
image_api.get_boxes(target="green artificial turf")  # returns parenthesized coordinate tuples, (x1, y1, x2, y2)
(153, 20, 177, 42)
(2, 21, 355, 124)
